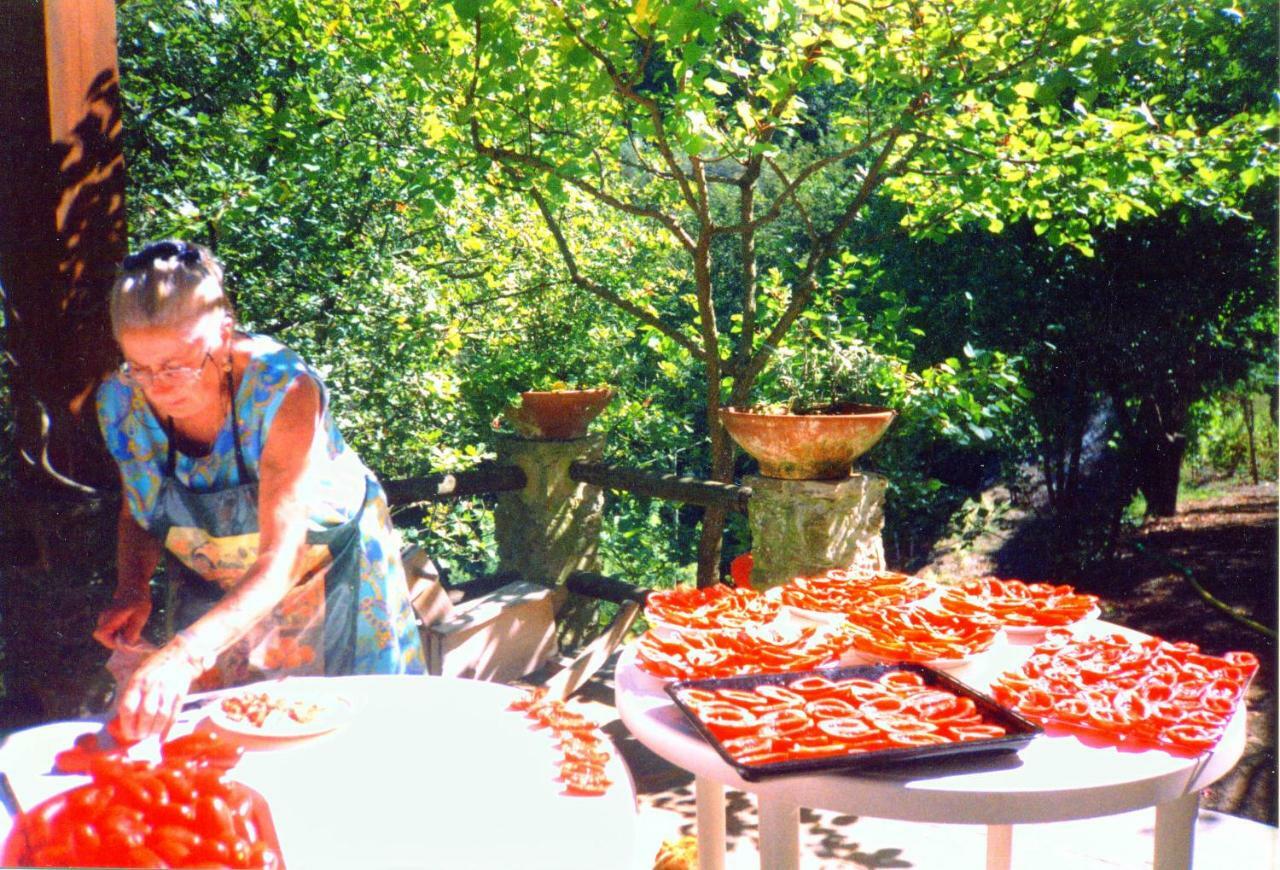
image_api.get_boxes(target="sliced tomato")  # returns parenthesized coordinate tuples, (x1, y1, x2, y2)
(716, 688, 768, 709)
(928, 697, 980, 724)
(754, 684, 806, 707)
(698, 703, 759, 737)
(53, 746, 95, 775)
(946, 724, 1008, 742)
(786, 676, 839, 697)
(1160, 722, 1219, 754)
(862, 695, 906, 716)
(869, 715, 937, 735)
(804, 697, 859, 720)
(506, 688, 547, 712)
(815, 716, 875, 741)
(887, 731, 949, 747)
(560, 763, 611, 796)
(901, 690, 957, 720)
(755, 707, 811, 735)
(880, 670, 926, 690)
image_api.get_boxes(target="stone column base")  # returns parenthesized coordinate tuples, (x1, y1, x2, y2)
(746, 472, 887, 588)
(493, 434, 605, 587)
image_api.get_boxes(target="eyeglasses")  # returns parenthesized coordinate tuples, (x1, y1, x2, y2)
(121, 351, 213, 388)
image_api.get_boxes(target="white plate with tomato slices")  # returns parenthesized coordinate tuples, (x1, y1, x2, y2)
(999, 605, 1102, 644)
(206, 683, 355, 739)
(764, 577, 938, 627)
(842, 628, 1007, 671)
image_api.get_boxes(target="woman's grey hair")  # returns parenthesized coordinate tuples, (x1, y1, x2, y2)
(109, 240, 233, 339)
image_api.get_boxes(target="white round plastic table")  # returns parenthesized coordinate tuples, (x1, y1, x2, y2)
(0, 674, 638, 870)
(614, 622, 1247, 870)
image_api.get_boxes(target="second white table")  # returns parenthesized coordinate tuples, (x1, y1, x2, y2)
(614, 622, 1247, 870)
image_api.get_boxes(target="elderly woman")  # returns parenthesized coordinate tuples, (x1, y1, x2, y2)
(93, 240, 424, 740)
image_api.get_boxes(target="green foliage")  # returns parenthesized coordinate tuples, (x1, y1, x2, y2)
(1185, 390, 1279, 484)
(752, 337, 901, 412)
(392, 0, 1277, 421)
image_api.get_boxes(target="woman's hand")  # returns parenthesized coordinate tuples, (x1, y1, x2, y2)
(93, 593, 152, 649)
(114, 643, 203, 741)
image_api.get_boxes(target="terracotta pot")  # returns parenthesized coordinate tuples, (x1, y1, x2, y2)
(719, 403, 897, 480)
(505, 388, 615, 440)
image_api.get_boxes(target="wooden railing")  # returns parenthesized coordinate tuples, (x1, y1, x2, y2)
(569, 461, 750, 513)
(385, 461, 750, 513)
(383, 463, 527, 508)
(384, 459, 749, 600)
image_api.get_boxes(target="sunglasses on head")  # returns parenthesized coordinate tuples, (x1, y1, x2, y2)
(122, 241, 202, 272)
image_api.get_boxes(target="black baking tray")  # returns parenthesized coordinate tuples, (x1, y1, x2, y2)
(665, 663, 1041, 782)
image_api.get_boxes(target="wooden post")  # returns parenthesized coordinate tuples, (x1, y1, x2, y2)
(0, 0, 125, 489)
(0, 0, 127, 725)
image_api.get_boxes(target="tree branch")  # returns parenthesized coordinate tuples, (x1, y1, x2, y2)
(622, 154, 740, 185)
(527, 185, 706, 361)
(710, 125, 901, 237)
(472, 127, 695, 251)
(763, 155, 818, 244)
(739, 125, 909, 388)
(453, 281, 558, 310)
(550, 2, 701, 214)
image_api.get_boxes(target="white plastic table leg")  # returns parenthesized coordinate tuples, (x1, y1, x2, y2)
(1153, 791, 1199, 870)
(757, 796, 800, 870)
(695, 775, 726, 870)
(985, 824, 1013, 870)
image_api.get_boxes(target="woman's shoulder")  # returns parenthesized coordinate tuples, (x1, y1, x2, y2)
(96, 368, 131, 412)
(241, 334, 330, 399)
(243, 334, 312, 383)
(238, 334, 333, 435)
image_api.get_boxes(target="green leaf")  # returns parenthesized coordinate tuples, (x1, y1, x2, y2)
(815, 55, 845, 82)
(829, 29, 855, 50)
(451, 0, 483, 20)
(761, 1, 781, 31)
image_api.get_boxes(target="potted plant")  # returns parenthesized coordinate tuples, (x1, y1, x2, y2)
(720, 340, 898, 480)
(501, 380, 615, 440)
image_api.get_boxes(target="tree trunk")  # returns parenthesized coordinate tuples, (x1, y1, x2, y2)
(696, 420, 736, 587)
(692, 228, 729, 588)
(1135, 431, 1187, 517)
(1130, 385, 1192, 518)
(1241, 394, 1259, 485)
(0, 0, 127, 726)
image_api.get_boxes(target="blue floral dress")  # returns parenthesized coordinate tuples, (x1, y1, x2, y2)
(96, 334, 424, 686)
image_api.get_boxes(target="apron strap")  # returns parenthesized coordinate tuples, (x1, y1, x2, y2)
(227, 369, 251, 482)
(166, 369, 253, 483)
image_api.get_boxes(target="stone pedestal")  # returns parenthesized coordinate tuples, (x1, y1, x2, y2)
(494, 434, 605, 586)
(746, 472, 887, 588)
